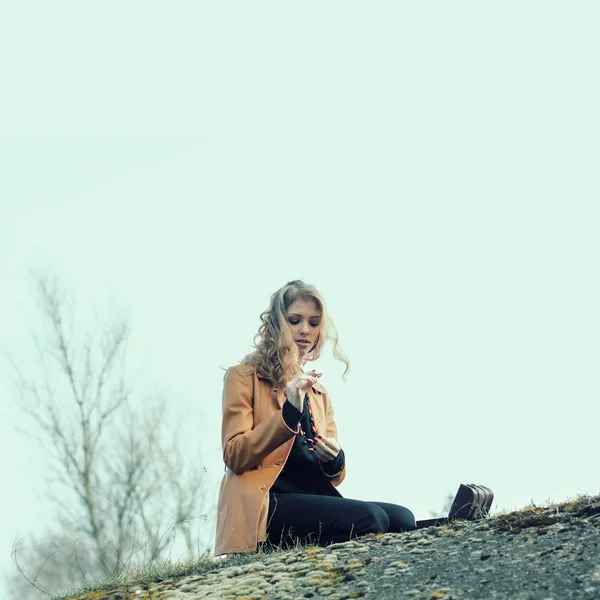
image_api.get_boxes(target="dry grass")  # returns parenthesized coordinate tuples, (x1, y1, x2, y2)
(492, 491, 598, 518)
(57, 537, 319, 600)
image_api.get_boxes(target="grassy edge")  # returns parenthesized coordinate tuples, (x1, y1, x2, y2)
(56, 492, 600, 599)
(55, 538, 317, 599)
(491, 491, 598, 517)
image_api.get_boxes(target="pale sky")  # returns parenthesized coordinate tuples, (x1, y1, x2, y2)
(1, 2, 599, 597)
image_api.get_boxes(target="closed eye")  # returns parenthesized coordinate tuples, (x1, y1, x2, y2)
(288, 317, 321, 327)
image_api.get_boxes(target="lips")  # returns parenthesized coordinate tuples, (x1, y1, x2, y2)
(296, 340, 311, 345)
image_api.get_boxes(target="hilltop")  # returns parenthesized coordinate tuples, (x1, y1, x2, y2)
(64, 494, 600, 600)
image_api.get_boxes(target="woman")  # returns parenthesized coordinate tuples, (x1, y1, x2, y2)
(215, 280, 416, 555)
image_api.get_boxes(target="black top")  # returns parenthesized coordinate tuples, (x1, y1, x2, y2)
(271, 395, 345, 495)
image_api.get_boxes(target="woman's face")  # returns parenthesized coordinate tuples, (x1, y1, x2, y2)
(286, 298, 322, 357)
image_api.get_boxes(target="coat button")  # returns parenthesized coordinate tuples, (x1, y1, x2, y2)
(259, 485, 267, 491)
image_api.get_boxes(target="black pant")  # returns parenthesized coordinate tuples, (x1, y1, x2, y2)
(263, 492, 417, 549)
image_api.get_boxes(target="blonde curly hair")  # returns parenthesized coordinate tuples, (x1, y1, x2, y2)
(242, 280, 349, 398)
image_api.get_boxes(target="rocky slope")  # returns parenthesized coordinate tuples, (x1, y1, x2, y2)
(67, 495, 600, 600)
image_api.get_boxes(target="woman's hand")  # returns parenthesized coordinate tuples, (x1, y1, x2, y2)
(309, 435, 341, 462)
(285, 370, 321, 412)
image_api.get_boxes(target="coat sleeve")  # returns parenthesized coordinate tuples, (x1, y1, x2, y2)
(222, 366, 299, 475)
(318, 387, 347, 487)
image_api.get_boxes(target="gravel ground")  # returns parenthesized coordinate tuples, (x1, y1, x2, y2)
(69, 496, 600, 600)
(362, 511, 600, 599)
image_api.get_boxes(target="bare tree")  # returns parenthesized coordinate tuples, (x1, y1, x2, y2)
(5, 275, 213, 599)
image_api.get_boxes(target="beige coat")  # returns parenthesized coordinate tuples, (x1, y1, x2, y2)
(214, 364, 346, 555)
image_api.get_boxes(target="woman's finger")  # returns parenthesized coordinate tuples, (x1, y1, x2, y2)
(298, 377, 317, 389)
(310, 442, 329, 460)
(296, 373, 315, 383)
(316, 435, 340, 453)
(291, 373, 314, 384)
(311, 438, 337, 461)
(288, 375, 317, 392)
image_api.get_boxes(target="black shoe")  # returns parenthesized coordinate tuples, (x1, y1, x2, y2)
(416, 483, 494, 529)
(448, 483, 494, 520)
